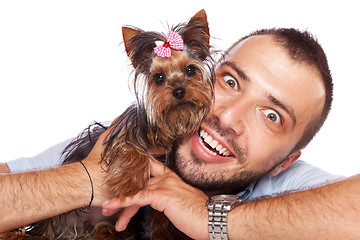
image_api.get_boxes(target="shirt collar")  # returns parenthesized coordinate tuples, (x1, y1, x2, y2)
(236, 180, 259, 201)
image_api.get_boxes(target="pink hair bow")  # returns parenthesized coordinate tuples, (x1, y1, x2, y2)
(154, 30, 184, 58)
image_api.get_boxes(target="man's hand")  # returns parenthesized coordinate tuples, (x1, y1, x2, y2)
(101, 159, 210, 240)
(81, 128, 113, 206)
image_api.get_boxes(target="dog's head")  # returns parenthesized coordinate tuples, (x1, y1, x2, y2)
(122, 9, 214, 141)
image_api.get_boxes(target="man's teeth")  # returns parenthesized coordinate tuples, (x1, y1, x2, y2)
(199, 129, 231, 157)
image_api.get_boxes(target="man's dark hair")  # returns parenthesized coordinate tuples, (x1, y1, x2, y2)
(228, 28, 333, 152)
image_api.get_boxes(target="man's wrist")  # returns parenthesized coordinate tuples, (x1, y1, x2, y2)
(208, 195, 242, 240)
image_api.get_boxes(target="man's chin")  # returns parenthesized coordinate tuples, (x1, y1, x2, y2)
(172, 147, 262, 193)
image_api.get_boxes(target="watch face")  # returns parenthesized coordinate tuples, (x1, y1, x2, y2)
(211, 194, 240, 202)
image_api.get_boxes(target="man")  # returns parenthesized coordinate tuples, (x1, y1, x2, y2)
(100, 28, 341, 239)
(0, 28, 339, 238)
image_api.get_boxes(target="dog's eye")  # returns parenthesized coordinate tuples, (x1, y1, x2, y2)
(185, 65, 196, 77)
(153, 73, 166, 85)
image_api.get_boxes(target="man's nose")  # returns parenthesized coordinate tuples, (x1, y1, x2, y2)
(212, 99, 246, 136)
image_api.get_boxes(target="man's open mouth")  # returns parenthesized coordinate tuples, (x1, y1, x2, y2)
(198, 129, 232, 157)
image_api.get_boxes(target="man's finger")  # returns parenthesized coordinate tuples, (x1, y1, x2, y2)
(102, 206, 121, 217)
(102, 190, 152, 210)
(150, 158, 172, 177)
(115, 205, 141, 231)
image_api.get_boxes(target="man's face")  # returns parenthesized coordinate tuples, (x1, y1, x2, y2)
(173, 35, 326, 193)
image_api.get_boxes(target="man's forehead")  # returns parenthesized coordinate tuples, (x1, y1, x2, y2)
(228, 35, 282, 59)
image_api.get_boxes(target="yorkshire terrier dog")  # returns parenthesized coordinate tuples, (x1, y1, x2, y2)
(0, 9, 213, 240)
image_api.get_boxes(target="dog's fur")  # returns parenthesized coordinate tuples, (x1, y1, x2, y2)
(0, 9, 214, 240)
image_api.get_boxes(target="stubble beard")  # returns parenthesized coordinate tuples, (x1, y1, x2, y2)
(167, 116, 283, 194)
(170, 141, 271, 194)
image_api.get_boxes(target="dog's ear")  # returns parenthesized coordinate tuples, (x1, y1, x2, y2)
(122, 26, 156, 70)
(182, 9, 210, 60)
(122, 26, 142, 59)
(184, 9, 209, 45)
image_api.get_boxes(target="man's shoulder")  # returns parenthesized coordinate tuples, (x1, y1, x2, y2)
(245, 160, 342, 200)
(7, 138, 73, 172)
(279, 160, 341, 186)
(267, 160, 343, 191)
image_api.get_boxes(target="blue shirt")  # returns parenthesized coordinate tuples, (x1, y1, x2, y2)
(7, 139, 341, 199)
(7, 138, 72, 172)
(239, 160, 341, 201)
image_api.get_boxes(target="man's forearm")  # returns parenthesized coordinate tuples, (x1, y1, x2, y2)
(0, 163, 92, 232)
(228, 175, 360, 239)
(0, 163, 10, 173)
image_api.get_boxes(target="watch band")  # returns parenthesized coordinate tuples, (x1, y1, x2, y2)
(208, 201, 231, 240)
(208, 195, 241, 240)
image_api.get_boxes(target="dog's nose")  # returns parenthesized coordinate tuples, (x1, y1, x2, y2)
(172, 87, 186, 99)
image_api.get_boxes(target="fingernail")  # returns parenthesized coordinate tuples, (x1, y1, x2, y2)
(102, 209, 108, 216)
(115, 221, 124, 232)
(102, 199, 110, 206)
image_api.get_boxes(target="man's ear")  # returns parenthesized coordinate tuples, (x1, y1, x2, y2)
(268, 151, 302, 177)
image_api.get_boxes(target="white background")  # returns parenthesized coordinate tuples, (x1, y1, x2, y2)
(0, 0, 359, 176)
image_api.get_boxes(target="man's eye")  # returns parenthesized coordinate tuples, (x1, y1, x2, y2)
(261, 109, 282, 125)
(224, 75, 239, 90)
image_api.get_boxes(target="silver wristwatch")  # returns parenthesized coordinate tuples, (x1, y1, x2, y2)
(208, 194, 242, 240)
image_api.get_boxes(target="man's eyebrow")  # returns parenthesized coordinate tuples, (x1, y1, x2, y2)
(220, 61, 250, 82)
(221, 61, 297, 126)
(268, 94, 297, 126)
